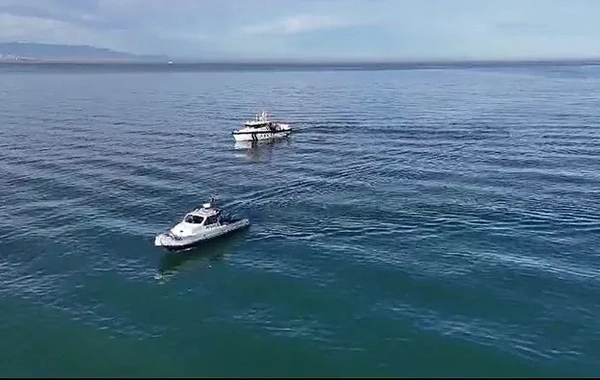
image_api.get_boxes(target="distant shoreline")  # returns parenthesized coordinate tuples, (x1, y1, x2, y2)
(2, 43, 599, 69)
(2, 58, 600, 71)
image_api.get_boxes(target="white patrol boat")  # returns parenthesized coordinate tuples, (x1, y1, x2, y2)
(232, 111, 292, 142)
(154, 198, 250, 252)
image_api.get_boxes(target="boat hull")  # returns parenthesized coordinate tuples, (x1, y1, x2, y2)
(154, 219, 250, 252)
(232, 128, 291, 142)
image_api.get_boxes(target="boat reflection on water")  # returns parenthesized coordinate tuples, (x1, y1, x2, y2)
(233, 137, 291, 163)
(155, 229, 249, 283)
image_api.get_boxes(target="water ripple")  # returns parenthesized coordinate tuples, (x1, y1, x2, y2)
(1, 65, 599, 376)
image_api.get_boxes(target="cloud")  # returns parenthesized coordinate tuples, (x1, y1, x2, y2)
(1, 0, 600, 60)
(241, 14, 349, 36)
(0, 12, 128, 50)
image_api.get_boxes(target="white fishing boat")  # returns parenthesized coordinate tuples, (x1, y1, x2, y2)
(154, 198, 250, 252)
(232, 111, 292, 142)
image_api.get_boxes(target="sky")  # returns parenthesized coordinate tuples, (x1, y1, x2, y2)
(1, 0, 600, 61)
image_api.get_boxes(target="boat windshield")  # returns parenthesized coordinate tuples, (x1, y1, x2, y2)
(184, 214, 204, 224)
(204, 214, 220, 226)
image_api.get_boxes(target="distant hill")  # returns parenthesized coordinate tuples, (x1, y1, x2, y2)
(0, 42, 168, 62)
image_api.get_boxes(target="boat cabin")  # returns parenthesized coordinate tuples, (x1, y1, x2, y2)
(182, 202, 222, 227)
(244, 111, 277, 130)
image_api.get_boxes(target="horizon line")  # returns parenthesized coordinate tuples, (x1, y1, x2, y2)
(2, 56, 600, 66)
(3, 42, 600, 66)
(4, 56, 600, 63)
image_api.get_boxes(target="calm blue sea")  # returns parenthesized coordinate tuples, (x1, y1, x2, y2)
(0, 63, 599, 377)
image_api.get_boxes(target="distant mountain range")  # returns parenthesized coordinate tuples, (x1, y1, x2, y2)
(2, 42, 600, 67)
(0, 42, 169, 62)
